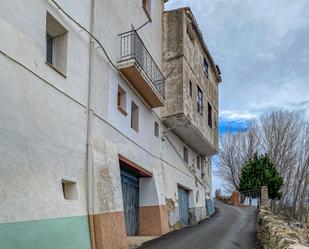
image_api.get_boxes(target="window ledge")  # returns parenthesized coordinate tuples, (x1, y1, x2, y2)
(117, 106, 127, 116)
(45, 62, 67, 78)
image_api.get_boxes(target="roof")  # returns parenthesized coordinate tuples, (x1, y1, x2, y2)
(165, 7, 222, 83)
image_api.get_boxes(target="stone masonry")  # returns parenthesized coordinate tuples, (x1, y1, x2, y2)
(257, 187, 309, 249)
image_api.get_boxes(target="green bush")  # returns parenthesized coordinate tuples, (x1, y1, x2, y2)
(238, 154, 284, 199)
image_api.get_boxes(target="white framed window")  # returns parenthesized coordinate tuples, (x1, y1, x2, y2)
(46, 12, 68, 76)
(117, 85, 127, 115)
(131, 101, 139, 132)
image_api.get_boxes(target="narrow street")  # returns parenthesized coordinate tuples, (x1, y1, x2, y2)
(140, 201, 260, 249)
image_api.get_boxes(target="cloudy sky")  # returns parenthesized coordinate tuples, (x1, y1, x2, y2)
(166, 0, 309, 132)
(165, 0, 309, 193)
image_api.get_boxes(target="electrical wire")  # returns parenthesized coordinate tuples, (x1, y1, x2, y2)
(49, 0, 170, 122)
(28, 0, 211, 184)
(0, 48, 198, 181)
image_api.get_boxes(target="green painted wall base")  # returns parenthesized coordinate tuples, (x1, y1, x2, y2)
(0, 215, 92, 249)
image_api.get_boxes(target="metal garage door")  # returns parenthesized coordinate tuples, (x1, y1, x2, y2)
(121, 169, 140, 236)
(178, 186, 189, 226)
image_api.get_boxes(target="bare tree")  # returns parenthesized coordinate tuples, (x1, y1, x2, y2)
(260, 110, 301, 210)
(216, 122, 260, 191)
(217, 109, 309, 222)
(292, 123, 309, 221)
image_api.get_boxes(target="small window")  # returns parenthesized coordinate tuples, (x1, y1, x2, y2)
(197, 155, 201, 170)
(142, 0, 151, 19)
(62, 180, 78, 200)
(46, 12, 68, 76)
(203, 59, 209, 78)
(189, 80, 192, 97)
(46, 33, 53, 65)
(197, 86, 203, 115)
(154, 121, 159, 137)
(117, 86, 127, 115)
(208, 103, 212, 128)
(131, 101, 139, 132)
(183, 146, 189, 164)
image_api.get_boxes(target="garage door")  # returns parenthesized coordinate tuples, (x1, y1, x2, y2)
(178, 186, 189, 226)
(121, 169, 140, 236)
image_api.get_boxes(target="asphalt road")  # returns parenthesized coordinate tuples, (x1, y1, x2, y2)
(140, 201, 260, 249)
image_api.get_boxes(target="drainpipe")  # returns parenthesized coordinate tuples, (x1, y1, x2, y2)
(87, 0, 96, 248)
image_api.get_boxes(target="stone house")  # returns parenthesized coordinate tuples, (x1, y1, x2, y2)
(0, 1, 221, 249)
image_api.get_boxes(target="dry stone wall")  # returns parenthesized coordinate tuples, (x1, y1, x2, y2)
(257, 188, 308, 249)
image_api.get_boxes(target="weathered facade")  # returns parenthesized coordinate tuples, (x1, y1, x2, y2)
(0, 1, 220, 249)
(162, 8, 221, 155)
(161, 7, 221, 227)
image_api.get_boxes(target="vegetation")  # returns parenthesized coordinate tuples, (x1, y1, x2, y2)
(217, 110, 309, 223)
(238, 154, 283, 199)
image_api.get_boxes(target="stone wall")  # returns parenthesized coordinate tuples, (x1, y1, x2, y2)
(257, 187, 309, 249)
(257, 208, 309, 249)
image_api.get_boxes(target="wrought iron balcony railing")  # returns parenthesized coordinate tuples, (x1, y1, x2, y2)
(119, 30, 165, 100)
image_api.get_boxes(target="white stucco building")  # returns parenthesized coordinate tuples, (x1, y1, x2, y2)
(0, 1, 221, 249)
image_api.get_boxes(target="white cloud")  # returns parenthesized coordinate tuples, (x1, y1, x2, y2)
(220, 110, 256, 121)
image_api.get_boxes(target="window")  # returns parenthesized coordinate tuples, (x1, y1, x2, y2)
(183, 146, 188, 164)
(46, 12, 68, 76)
(46, 33, 53, 65)
(197, 155, 201, 170)
(208, 103, 212, 128)
(197, 86, 203, 115)
(131, 101, 139, 132)
(62, 180, 78, 200)
(203, 58, 209, 78)
(117, 86, 127, 115)
(189, 80, 192, 97)
(154, 122, 159, 137)
(142, 0, 151, 19)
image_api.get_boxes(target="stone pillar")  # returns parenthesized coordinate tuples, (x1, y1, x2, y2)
(232, 191, 239, 206)
(261, 186, 269, 208)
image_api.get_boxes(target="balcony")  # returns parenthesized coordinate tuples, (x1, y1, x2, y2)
(118, 30, 165, 108)
(162, 114, 218, 157)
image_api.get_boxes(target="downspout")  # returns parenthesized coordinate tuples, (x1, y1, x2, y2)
(87, 0, 96, 248)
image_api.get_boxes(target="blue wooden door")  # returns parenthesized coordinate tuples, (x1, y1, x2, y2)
(121, 169, 140, 236)
(206, 198, 215, 216)
(178, 187, 189, 226)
